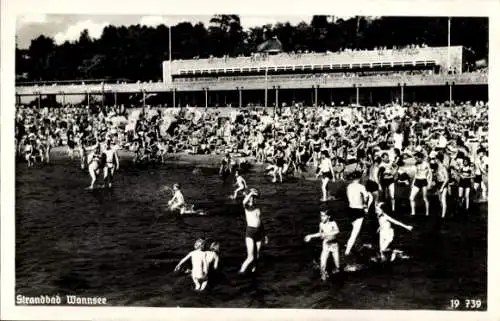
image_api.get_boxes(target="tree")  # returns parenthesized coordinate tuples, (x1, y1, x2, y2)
(16, 16, 489, 82)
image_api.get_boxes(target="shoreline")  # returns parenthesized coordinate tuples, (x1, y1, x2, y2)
(45, 146, 417, 177)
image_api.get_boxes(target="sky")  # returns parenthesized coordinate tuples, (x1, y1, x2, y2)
(16, 14, 326, 49)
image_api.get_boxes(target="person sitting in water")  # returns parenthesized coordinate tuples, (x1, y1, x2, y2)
(304, 209, 340, 281)
(168, 184, 187, 213)
(174, 238, 209, 291)
(231, 171, 247, 200)
(375, 203, 413, 262)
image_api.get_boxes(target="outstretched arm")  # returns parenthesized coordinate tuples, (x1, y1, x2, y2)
(304, 227, 323, 242)
(174, 252, 192, 271)
(383, 213, 412, 231)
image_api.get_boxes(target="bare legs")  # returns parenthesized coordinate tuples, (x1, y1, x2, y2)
(410, 186, 429, 216)
(239, 237, 262, 274)
(345, 217, 364, 256)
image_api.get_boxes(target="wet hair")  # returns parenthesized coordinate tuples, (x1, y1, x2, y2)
(194, 238, 206, 250)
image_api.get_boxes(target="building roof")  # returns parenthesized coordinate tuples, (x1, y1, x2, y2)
(256, 37, 283, 53)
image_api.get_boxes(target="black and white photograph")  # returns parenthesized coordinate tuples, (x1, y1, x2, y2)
(1, 0, 499, 320)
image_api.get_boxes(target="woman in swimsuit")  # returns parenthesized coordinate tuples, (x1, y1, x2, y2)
(316, 150, 335, 202)
(458, 157, 473, 211)
(239, 188, 268, 274)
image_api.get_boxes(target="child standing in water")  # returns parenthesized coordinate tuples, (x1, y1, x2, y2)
(304, 210, 340, 281)
(174, 238, 209, 291)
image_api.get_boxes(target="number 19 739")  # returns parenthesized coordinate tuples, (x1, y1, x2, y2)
(450, 299, 482, 309)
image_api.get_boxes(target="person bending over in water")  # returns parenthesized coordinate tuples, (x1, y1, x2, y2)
(174, 238, 209, 291)
(304, 210, 340, 281)
(375, 203, 413, 262)
(231, 171, 247, 200)
(239, 188, 268, 274)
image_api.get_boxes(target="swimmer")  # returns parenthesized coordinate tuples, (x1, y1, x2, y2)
(304, 210, 340, 281)
(174, 238, 209, 291)
(316, 150, 335, 202)
(168, 184, 186, 213)
(102, 140, 120, 188)
(375, 203, 413, 262)
(345, 171, 373, 257)
(239, 188, 268, 274)
(231, 171, 247, 200)
(410, 152, 432, 216)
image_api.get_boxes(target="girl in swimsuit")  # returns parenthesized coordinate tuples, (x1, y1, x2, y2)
(458, 157, 473, 211)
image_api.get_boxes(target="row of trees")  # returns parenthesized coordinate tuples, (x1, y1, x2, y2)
(16, 15, 488, 82)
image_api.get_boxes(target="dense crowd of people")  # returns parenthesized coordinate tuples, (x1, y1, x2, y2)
(15, 98, 488, 285)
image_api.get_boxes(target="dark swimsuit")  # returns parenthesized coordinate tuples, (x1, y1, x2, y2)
(459, 166, 472, 188)
(244, 204, 265, 242)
